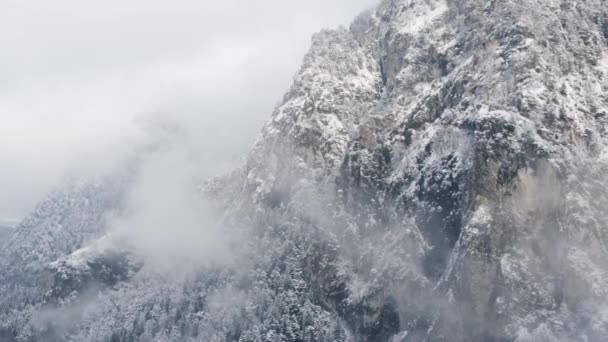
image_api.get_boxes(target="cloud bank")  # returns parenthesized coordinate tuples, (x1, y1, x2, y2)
(0, 0, 379, 220)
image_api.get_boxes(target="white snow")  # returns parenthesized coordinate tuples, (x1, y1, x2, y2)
(397, 0, 448, 35)
(50, 234, 115, 271)
(469, 204, 492, 227)
(601, 52, 608, 80)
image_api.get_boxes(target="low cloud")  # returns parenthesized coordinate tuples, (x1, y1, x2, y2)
(0, 0, 379, 220)
(108, 139, 232, 270)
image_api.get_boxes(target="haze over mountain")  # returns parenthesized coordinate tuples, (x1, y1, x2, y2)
(2, 0, 608, 341)
(0, 219, 16, 247)
(0, 0, 378, 222)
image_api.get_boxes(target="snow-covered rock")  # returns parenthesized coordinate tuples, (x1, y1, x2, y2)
(2, 0, 608, 341)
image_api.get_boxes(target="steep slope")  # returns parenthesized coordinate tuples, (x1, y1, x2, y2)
(237, 0, 608, 340)
(2, 0, 608, 341)
(0, 173, 134, 341)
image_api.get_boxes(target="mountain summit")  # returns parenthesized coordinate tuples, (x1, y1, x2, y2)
(2, 0, 608, 341)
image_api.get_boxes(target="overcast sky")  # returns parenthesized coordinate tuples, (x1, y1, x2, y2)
(0, 0, 378, 222)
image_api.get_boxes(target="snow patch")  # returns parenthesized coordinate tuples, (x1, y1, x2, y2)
(469, 204, 492, 226)
(397, 0, 448, 35)
(601, 52, 608, 72)
(50, 234, 115, 271)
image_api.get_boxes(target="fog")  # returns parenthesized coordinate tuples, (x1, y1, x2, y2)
(0, 0, 379, 222)
(109, 142, 233, 270)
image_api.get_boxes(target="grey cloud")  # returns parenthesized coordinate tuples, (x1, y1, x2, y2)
(0, 0, 378, 220)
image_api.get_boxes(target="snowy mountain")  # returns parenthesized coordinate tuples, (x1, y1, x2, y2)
(2, 0, 608, 341)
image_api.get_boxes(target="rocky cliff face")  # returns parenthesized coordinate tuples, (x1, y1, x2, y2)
(2, 0, 608, 341)
(241, 0, 608, 340)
